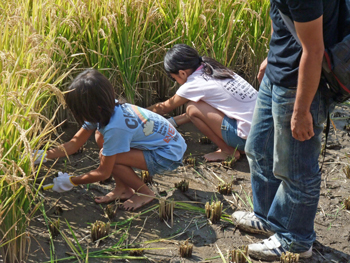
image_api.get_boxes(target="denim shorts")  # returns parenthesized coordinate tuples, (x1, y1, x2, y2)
(143, 150, 183, 176)
(221, 115, 246, 152)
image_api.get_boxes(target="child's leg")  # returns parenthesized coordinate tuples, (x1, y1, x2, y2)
(95, 131, 112, 183)
(95, 131, 134, 201)
(95, 149, 155, 210)
(186, 101, 241, 161)
(94, 164, 135, 202)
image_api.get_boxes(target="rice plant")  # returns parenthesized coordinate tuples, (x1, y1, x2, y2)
(0, 2, 69, 262)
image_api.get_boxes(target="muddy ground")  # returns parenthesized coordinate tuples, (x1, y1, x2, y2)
(29, 104, 350, 263)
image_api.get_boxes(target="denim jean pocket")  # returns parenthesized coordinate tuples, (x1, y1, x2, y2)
(272, 86, 297, 118)
(310, 90, 328, 127)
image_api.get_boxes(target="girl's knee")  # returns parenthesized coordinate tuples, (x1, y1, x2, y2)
(186, 101, 201, 117)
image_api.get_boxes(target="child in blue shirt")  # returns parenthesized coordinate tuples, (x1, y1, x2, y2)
(38, 69, 187, 211)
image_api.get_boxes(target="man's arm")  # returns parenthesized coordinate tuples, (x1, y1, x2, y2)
(292, 15, 324, 141)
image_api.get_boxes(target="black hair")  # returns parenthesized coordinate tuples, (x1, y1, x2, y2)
(164, 44, 234, 80)
(65, 69, 116, 127)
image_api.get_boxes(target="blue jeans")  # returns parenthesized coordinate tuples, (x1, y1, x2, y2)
(221, 116, 246, 152)
(245, 75, 333, 252)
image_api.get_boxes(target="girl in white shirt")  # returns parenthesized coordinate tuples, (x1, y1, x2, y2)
(148, 44, 257, 162)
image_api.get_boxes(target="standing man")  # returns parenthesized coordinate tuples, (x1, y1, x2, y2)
(232, 0, 340, 261)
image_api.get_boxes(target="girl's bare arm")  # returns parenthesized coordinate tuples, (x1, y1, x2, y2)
(147, 94, 189, 115)
(173, 113, 191, 126)
(46, 128, 95, 159)
(71, 154, 116, 185)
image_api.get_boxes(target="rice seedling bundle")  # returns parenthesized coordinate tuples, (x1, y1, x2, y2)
(280, 251, 300, 262)
(228, 245, 249, 263)
(217, 182, 233, 195)
(128, 249, 145, 256)
(91, 220, 110, 242)
(159, 198, 174, 226)
(141, 170, 153, 184)
(199, 136, 211, 144)
(48, 218, 60, 238)
(184, 156, 196, 166)
(343, 165, 350, 179)
(205, 201, 222, 224)
(105, 203, 117, 219)
(175, 179, 189, 192)
(344, 197, 350, 210)
(179, 240, 193, 258)
(222, 158, 237, 168)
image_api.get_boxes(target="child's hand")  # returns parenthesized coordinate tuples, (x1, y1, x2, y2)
(32, 150, 47, 165)
(167, 117, 178, 128)
(52, 172, 76, 192)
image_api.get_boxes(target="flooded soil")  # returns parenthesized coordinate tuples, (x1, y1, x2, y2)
(29, 104, 350, 263)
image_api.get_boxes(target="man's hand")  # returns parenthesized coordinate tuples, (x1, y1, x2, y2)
(291, 111, 314, 141)
(52, 172, 76, 192)
(257, 58, 268, 84)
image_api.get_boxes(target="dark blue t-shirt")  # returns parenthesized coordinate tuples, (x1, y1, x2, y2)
(266, 0, 340, 87)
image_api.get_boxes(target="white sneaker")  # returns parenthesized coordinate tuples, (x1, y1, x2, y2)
(232, 211, 274, 236)
(248, 235, 313, 261)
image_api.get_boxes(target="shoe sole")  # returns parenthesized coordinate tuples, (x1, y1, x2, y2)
(232, 216, 274, 236)
(249, 248, 313, 261)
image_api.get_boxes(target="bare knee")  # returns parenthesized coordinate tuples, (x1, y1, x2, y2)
(186, 101, 201, 119)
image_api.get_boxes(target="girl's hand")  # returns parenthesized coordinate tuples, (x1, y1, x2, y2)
(32, 150, 47, 165)
(257, 58, 268, 84)
(167, 117, 179, 128)
(52, 172, 77, 192)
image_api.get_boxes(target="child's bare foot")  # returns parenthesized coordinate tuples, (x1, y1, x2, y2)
(95, 186, 134, 203)
(204, 149, 240, 162)
(123, 185, 155, 211)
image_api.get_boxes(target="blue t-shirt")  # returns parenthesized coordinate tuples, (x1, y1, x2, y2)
(83, 103, 187, 161)
(266, 0, 340, 87)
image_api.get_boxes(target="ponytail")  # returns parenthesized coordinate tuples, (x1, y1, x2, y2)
(201, 56, 234, 79)
(164, 44, 234, 80)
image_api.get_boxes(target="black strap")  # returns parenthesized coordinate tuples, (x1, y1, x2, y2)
(320, 111, 330, 172)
